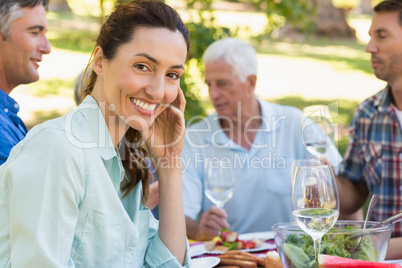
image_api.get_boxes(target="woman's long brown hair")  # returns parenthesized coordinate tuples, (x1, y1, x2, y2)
(82, 0, 189, 205)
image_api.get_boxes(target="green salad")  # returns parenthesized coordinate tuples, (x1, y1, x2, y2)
(281, 226, 379, 268)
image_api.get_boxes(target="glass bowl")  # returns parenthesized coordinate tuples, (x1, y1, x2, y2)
(272, 220, 392, 267)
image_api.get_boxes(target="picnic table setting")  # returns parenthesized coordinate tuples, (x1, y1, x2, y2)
(189, 105, 402, 267)
(189, 230, 277, 268)
(189, 218, 402, 267)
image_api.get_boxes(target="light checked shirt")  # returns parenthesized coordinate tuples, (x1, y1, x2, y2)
(0, 95, 190, 267)
(340, 86, 402, 237)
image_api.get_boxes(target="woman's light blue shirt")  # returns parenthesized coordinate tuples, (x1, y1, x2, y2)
(0, 96, 190, 267)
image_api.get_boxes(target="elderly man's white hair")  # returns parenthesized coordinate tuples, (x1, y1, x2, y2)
(202, 37, 258, 82)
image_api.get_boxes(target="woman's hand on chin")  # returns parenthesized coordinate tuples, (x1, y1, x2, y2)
(145, 87, 186, 169)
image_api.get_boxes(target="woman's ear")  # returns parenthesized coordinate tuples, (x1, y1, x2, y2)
(92, 46, 105, 75)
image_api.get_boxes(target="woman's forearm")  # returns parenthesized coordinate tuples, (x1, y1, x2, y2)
(157, 165, 186, 264)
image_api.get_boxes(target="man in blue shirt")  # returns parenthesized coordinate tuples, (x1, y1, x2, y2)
(181, 38, 342, 240)
(0, 0, 51, 165)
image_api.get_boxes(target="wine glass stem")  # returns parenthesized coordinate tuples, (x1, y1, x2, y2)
(216, 202, 224, 209)
(313, 237, 322, 268)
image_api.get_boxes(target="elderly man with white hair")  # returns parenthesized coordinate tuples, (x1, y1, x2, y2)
(181, 37, 342, 241)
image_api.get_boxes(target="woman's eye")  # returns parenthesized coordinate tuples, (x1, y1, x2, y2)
(135, 64, 149, 72)
(167, 73, 180, 80)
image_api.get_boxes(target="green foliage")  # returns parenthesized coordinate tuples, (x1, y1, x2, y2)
(271, 96, 358, 127)
(180, 0, 234, 124)
(29, 79, 73, 98)
(48, 30, 97, 53)
(26, 110, 66, 130)
(333, 0, 360, 9)
(254, 37, 371, 75)
(249, 0, 314, 34)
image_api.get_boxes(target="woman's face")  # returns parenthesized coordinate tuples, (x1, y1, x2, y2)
(93, 27, 187, 134)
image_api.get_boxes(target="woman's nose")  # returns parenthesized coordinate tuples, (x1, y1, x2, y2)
(145, 76, 165, 100)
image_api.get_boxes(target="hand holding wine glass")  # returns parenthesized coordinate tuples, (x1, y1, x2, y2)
(301, 105, 335, 159)
(292, 164, 339, 267)
(204, 158, 235, 209)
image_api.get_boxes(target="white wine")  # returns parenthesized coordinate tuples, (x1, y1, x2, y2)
(205, 187, 233, 208)
(305, 141, 328, 155)
(293, 208, 339, 240)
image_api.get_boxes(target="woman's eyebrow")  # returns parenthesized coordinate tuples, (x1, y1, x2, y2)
(136, 52, 184, 69)
(136, 53, 158, 64)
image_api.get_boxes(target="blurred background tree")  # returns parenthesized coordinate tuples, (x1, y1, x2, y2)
(42, 0, 379, 154)
(49, 0, 72, 12)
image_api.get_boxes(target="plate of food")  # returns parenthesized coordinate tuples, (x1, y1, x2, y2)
(190, 228, 276, 257)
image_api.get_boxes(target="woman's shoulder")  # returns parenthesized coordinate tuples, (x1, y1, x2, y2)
(8, 112, 89, 165)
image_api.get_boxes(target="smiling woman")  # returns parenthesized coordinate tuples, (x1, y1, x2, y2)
(0, 0, 191, 267)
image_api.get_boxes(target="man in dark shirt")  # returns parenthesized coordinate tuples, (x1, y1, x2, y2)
(0, 0, 51, 165)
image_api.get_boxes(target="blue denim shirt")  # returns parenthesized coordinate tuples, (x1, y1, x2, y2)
(0, 96, 190, 267)
(0, 89, 27, 165)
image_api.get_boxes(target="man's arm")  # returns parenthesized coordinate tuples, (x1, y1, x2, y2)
(386, 237, 402, 259)
(186, 216, 203, 241)
(336, 174, 369, 215)
(186, 207, 229, 241)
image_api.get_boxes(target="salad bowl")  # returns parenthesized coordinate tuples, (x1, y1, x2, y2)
(272, 220, 392, 268)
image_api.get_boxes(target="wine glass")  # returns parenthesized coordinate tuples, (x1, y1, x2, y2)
(291, 158, 323, 194)
(292, 164, 339, 267)
(204, 158, 235, 208)
(301, 105, 335, 159)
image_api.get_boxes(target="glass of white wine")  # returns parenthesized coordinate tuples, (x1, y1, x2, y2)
(301, 105, 335, 159)
(291, 158, 323, 194)
(292, 164, 339, 267)
(204, 158, 235, 209)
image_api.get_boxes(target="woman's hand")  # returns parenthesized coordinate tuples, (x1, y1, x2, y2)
(144, 87, 186, 170)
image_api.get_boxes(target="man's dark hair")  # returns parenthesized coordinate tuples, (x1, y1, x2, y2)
(374, 0, 402, 26)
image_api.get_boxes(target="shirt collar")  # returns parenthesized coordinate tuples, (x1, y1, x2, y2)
(203, 97, 279, 147)
(0, 89, 20, 115)
(77, 95, 116, 161)
(374, 85, 393, 114)
(258, 98, 282, 132)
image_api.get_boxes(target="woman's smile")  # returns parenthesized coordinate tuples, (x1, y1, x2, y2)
(130, 97, 158, 113)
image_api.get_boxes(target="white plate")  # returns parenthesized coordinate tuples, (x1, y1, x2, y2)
(190, 244, 208, 257)
(383, 259, 402, 264)
(191, 257, 220, 268)
(190, 241, 276, 256)
(238, 231, 274, 241)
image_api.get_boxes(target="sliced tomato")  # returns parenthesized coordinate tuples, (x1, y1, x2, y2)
(240, 240, 256, 249)
(221, 230, 238, 242)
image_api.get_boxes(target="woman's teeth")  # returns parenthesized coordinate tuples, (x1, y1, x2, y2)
(130, 98, 157, 111)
